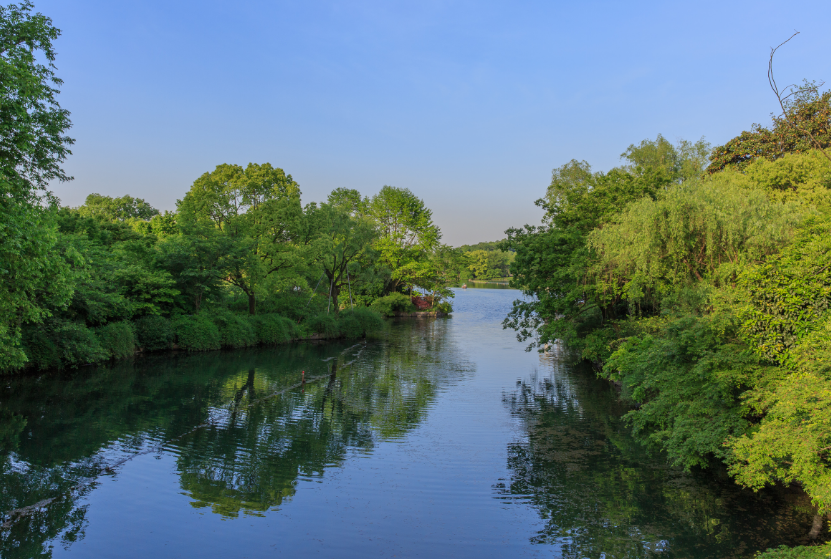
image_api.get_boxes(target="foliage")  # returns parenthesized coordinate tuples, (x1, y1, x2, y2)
(757, 543, 831, 559)
(336, 308, 384, 338)
(133, 315, 173, 351)
(737, 216, 831, 365)
(172, 314, 222, 351)
(306, 313, 339, 336)
(21, 318, 106, 370)
(210, 308, 258, 348)
(248, 313, 297, 344)
(77, 193, 159, 221)
(0, 0, 73, 194)
(370, 293, 416, 317)
(0, 1, 75, 369)
(604, 313, 767, 469)
(588, 177, 804, 311)
(95, 320, 136, 359)
(367, 185, 440, 293)
(435, 301, 452, 314)
(620, 134, 711, 182)
(708, 85, 831, 173)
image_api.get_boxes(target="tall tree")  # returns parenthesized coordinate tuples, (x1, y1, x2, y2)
(178, 163, 301, 314)
(367, 186, 440, 294)
(309, 202, 377, 314)
(0, 1, 75, 369)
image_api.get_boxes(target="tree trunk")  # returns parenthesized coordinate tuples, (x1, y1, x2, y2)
(332, 284, 340, 315)
(248, 292, 256, 315)
(809, 513, 824, 539)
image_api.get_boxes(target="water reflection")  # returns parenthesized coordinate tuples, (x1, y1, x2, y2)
(0, 320, 471, 555)
(497, 350, 823, 558)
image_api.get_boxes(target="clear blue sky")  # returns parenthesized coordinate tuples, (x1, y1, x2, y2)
(39, 0, 831, 246)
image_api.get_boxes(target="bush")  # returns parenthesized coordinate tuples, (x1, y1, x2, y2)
(249, 313, 298, 344)
(370, 293, 416, 317)
(172, 314, 222, 351)
(22, 319, 107, 370)
(337, 308, 384, 338)
(435, 301, 453, 315)
(306, 313, 339, 336)
(96, 321, 136, 359)
(134, 315, 173, 351)
(757, 543, 831, 558)
(211, 309, 258, 349)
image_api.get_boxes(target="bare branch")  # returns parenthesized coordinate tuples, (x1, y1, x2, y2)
(768, 31, 831, 164)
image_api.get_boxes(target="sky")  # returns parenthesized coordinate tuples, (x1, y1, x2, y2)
(38, 0, 831, 246)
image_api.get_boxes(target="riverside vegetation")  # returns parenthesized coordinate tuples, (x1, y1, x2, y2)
(4, 2, 831, 556)
(0, 2, 495, 374)
(502, 87, 831, 556)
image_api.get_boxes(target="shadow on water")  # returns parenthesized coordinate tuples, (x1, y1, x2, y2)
(0, 320, 472, 557)
(496, 347, 826, 558)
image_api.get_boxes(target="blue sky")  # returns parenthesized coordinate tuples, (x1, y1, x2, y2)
(40, 0, 831, 245)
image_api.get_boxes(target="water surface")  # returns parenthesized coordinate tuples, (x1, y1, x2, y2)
(0, 289, 823, 558)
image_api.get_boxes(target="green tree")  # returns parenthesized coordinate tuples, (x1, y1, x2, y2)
(77, 193, 159, 221)
(367, 186, 440, 294)
(0, 1, 75, 369)
(309, 202, 377, 314)
(707, 85, 831, 174)
(178, 162, 301, 314)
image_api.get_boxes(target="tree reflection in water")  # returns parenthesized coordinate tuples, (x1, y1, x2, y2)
(497, 350, 824, 559)
(0, 318, 471, 554)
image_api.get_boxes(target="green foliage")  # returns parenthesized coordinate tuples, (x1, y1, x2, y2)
(95, 320, 136, 359)
(620, 134, 711, 182)
(588, 177, 804, 311)
(336, 308, 384, 338)
(757, 543, 831, 559)
(0, 0, 74, 194)
(77, 193, 159, 221)
(708, 85, 831, 173)
(604, 313, 767, 469)
(211, 309, 258, 348)
(22, 318, 107, 370)
(306, 313, 339, 336)
(370, 293, 416, 317)
(435, 301, 452, 314)
(248, 313, 297, 344)
(367, 185, 440, 293)
(172, 315, 222, 351)
(134, 315, 173, 351)
(738, 216, 831, 365)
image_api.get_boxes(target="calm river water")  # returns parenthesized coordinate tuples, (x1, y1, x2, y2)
(0, 288, 823, 558)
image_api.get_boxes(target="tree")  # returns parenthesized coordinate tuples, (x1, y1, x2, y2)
(0, 1, 75, 369)
(178, 162, 301, 314)
(367, 186, 440, 294)
(707, 86, 831, 174)
(309, 202, 377, 314)
(620, 135, 711, 182)
(77, 193, 159, 221)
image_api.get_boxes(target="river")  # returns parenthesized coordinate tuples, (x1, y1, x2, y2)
(0, 288, 822, 558)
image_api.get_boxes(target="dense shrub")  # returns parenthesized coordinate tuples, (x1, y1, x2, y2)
(96, 321, 136, 359)
(306, 313, 339, 336)
(249, 313, 298, 344)
(435, 301, 453, 315)
(22, 319, 107, 370)
(211, 309, 258, 348)
(337, 308, 384, 338)
(134, 315, 173, 351)
(370, 293, 416, 317)
(172, 314, 222, 351)
(757, 543, 831, 558)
